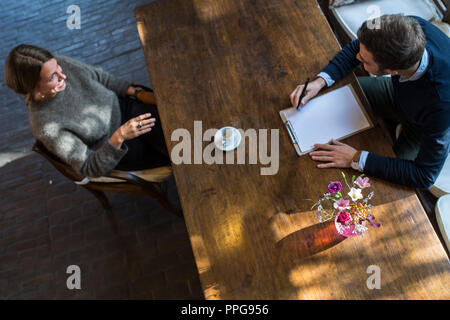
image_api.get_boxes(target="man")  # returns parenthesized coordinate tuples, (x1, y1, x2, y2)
(290, 14, 450, 189)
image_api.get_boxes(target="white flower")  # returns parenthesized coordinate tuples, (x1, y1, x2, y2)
(348, 188, 363, 202)
(353, 223, 368, 234)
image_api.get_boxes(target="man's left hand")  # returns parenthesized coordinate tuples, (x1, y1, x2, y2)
(309, 139, 358, 168)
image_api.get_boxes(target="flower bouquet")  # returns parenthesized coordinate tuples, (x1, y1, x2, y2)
(311, 173, 380, 237)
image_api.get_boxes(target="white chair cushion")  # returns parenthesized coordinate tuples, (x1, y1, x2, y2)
(430, 153, 450, 197)
(435, 194, 450, 251)
(331, 0, 443, 40)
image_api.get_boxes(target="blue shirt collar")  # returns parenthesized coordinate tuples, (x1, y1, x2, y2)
(399, 48, 429, 82)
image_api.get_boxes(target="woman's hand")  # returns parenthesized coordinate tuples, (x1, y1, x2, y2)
(290, 77, 326, 108)
(126, 86, 136, 96)
(109, 113, 155, 148)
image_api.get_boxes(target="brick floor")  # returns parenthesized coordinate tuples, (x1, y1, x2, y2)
(0, 0, 203, 299)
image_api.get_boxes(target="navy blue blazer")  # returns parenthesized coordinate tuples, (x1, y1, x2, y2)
(322, 16, 450, 188)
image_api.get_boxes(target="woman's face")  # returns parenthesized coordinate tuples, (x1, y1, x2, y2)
(37, 58, 67, 95)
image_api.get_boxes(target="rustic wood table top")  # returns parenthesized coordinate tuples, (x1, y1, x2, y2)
(136, 0, 450, 299)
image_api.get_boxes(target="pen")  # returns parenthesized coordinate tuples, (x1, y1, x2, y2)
(296, 77, 310, 111)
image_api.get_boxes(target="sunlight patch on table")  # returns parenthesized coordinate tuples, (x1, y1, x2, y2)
(193, 0, 236, 22)
(212, 208, 244, 252)
(190, 235, 212, 275)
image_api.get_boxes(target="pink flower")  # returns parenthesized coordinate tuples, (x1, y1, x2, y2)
(355, 177, 371, 189)
(337, 211, 352, 224)
(333, 198, 350, 211)
(328, 181, 342, 194)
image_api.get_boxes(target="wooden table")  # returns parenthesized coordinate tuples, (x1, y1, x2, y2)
(136, 0, 450, 299)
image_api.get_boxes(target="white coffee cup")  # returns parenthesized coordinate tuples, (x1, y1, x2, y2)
(222, 127, 237, 147)
(214, 126, 242, 151)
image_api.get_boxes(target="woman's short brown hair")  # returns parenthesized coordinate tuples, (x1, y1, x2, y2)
(357, 14, 426, 71)
(4, 44, 54, 98)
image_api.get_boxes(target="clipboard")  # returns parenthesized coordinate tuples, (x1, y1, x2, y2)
(280, 84, 373, 156)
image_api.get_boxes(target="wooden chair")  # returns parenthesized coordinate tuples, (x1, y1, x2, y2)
(34, 84, 182, 217)
(33, 140, 182, 217)
(32, 84, 183, 217)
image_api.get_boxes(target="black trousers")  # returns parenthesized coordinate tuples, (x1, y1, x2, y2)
(115, 97, 170, 171)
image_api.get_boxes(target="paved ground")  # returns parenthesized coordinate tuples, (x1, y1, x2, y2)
(0, 0, 203, 299)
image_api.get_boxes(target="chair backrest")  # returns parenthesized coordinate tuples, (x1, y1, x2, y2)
(32, 140, 85, 182)
(431, 0, 448, 22)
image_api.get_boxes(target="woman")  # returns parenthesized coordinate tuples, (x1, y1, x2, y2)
(4, 44, 170, 177)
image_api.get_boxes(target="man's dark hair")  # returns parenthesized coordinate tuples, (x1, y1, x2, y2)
(357, 14, 426, 71)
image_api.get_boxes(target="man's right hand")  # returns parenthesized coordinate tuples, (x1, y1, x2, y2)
(290, 77, 326, 108)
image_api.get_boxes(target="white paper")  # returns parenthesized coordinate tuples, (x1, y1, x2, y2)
(280, 85, 371, 153)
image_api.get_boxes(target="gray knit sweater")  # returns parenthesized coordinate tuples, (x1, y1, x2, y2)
(28, 55, 132, 177)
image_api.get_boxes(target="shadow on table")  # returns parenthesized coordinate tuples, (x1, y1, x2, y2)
(275, 218, 346, 263)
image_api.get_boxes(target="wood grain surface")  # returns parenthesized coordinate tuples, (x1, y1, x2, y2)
(136, 0, 450, 299)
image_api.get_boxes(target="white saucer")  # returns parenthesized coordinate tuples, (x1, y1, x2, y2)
(214, 127, 242, 151)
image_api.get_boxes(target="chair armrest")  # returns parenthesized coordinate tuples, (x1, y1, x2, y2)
(108, 170, 152, 186)
(329, 0, 359, 8)
(131, 83, 154, 93)
(128, 166, 172, 183)
(131, 83, 157, 105)
(108, 166, 172, 184)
